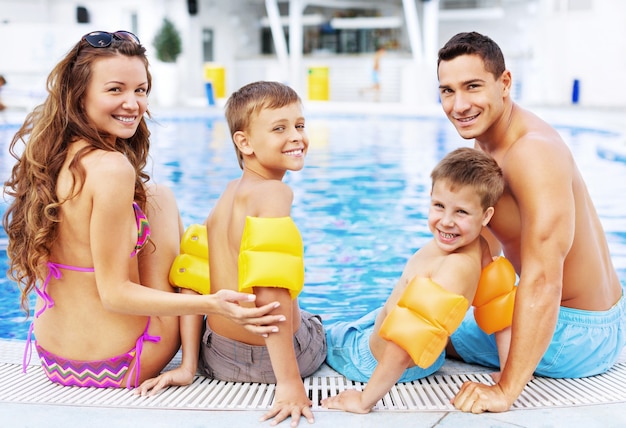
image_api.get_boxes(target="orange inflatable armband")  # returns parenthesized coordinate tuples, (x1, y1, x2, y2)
(472, 256, 517, 334)
(379, 277, 469, 368)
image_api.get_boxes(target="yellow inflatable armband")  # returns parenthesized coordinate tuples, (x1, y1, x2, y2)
(379, 277, 469, 368)
(472, 256, 517, 334)
(238, 216, 304, 299)
(168, 224, 210, 295)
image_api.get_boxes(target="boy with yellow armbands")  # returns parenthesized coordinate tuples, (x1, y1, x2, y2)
(322, 147, 507, 414)
(154, 82, 325, 427)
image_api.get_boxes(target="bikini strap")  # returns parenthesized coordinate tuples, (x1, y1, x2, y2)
(35, 262, 95, 317)
(131, 202, 151, 258)
(126, 317, 161, 389)
(22, 322, 35, 373)
(23, 262, 95, 373)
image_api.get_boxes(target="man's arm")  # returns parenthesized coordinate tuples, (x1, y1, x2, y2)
(499, 138, 573, 399)
(454, 137, 574, 412)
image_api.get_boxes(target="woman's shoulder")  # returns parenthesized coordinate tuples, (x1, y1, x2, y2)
(77, 149, 136, 197)
(82, 149, 134, 178)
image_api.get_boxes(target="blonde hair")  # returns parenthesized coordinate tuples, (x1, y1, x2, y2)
(224, 81, 301, 169)
(431, 147, 504, 210)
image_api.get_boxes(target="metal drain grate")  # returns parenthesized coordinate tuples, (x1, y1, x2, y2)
(1, 361, 625, 411)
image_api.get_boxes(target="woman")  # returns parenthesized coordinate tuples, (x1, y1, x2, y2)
(3, 31, 282, 389)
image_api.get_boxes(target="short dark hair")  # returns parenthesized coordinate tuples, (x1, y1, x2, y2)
(437, 32, 506, 79)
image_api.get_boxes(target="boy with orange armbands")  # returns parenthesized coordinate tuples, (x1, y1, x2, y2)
(322, 147, 508, 414)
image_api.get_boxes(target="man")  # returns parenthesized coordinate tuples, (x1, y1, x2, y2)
(437, 31, 625, 413)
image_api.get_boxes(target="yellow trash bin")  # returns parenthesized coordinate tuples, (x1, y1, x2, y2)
(308, 66, 329, 101)
(203, 63, 226, 99)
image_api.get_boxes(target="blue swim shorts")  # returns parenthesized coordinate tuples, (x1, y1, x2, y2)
(450, 291, 626, 378)
(325, 308, 445, 383)
(371, 70, 380, 84)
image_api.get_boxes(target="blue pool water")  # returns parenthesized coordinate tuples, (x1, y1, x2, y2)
(1, 112, 625, 340)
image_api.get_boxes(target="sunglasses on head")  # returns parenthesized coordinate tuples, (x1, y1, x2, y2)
(82, 31, 140, 48)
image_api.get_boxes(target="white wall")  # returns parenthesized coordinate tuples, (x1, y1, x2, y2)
(0, 0, 196, 106)
(1, 0, 625, 107)
(438, 0, 626, 107)
(528, 0, 626, 107)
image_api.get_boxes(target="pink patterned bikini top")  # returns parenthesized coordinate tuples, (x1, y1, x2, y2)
(130, 201, 151, 257)
(23, 202, 154, 387)
(29, 202, 150, 317)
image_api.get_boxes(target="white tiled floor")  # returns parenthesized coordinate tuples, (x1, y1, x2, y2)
(2, 337, 626, 428)
(2, 396, 626, 428)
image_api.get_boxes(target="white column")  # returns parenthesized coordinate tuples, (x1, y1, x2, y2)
(289, 0, 305, 94)
(421, 0, 440, 105)
(265, 0, 290, 82)
(422, 0, 439, 64)
(402, 0, 423, 65)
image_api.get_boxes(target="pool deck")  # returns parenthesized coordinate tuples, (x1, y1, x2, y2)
(1, 102, 626, 427)
(0, 340, 626, 428)
(2, 337, 626, 428)
(3, 401, 626, 428)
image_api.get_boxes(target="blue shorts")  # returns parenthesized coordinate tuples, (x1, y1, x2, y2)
(450, 291, 626, 378)
(371, 70, 380, 84)
(325, 308, 445, 383)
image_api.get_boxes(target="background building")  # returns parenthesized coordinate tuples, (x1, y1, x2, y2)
(0, 0, 624, 108)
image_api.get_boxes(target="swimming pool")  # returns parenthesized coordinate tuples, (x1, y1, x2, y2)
(1, 111, 625, 340)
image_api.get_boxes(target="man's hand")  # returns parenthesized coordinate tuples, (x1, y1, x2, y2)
(451, 381, 513, 413)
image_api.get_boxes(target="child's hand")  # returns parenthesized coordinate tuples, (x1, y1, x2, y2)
(134, 366, 195, 397)
(321, 389, 371, 414)
(260, 380, 313, 427)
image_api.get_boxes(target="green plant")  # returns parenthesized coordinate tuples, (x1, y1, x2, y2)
(153, 18, 182, 63)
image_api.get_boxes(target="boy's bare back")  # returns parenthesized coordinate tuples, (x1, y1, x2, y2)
(205, 176, 297, 344)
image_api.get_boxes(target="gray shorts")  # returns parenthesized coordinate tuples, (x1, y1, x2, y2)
(198, 310, 327, 383)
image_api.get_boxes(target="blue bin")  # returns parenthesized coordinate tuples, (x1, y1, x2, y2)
(205, 81, 215, 106)
(572, 79, 580, 104)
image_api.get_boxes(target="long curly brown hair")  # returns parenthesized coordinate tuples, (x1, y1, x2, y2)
(3, 35, 153, 314)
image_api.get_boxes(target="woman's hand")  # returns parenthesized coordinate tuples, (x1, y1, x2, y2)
(211, 289, 286, 336)
(134, 365, 195, 397)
